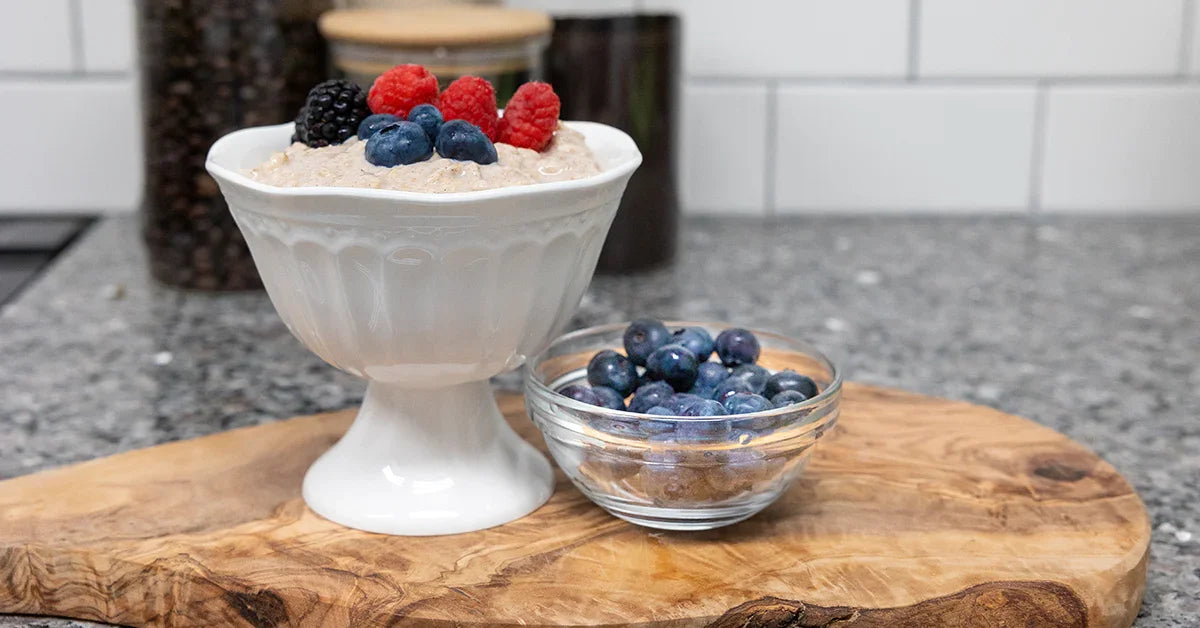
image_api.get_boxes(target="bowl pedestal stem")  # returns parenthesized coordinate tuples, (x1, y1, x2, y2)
(302, 379, 554, 535)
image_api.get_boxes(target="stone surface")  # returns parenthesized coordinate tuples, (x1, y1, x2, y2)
(0, 215, 1196, 627)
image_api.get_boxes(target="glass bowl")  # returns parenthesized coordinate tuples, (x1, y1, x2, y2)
(523, 322, 842, 531)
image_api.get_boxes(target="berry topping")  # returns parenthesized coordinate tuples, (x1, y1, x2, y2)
(406, 103, 444, 142)
(764, 369, 819, 399)
(715, 328, 761, 367)
(591, 385, 627, 411)
(498, 81, 561, 151)
(357, 113, 400, 140)
(438, 76, 500, 141)
(434, 120, 498, 164)
(294, 79, 370, 148)
(367, 64, 440, 118)
(645, 344, 700, 392)
(623, 319, 672, 366)
(365, 121, 433, 167)
(671, 326, 715, 362)
(586, 349, 639, 397)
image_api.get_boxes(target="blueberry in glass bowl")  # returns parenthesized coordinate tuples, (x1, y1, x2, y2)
(523, 321, 841, 531)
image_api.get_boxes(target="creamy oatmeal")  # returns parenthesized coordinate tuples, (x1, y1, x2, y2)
(248, 124, 601, 193)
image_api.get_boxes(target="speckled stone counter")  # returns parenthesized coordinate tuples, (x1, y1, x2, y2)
(1, 215, 1196, 627)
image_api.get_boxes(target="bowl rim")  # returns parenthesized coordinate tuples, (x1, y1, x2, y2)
(524, 320, 843, 428)
(205, 120, 643, 206)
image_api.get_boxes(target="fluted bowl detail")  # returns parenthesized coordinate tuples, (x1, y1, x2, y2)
(206, 122, 642, 387)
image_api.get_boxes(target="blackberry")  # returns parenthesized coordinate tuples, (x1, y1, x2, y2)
(294, 79, 369, 148)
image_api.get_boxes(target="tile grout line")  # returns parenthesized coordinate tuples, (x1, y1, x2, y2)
(688, 75, 1200, 87)
(1180, 0, 1196, 76)
(907, 0, 921, 80)
(1027, 83, 1050, 216)
(763, 79, 778, 220)
(68, 0, 86, 75)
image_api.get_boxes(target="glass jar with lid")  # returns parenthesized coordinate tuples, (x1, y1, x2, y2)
(319, 6, 551, 102)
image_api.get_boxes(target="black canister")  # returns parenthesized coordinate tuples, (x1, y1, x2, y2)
(137, 0, 331, 290)
(546, 15, 681, 274)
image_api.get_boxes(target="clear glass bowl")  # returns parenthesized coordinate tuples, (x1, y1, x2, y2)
(524, 322, 842, 531)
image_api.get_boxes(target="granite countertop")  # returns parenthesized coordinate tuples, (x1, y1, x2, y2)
(0, 215, 1196, 627)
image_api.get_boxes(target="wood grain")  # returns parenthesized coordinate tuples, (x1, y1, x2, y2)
(0, 384, 1149, 627)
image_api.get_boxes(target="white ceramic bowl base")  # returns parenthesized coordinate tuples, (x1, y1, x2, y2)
(206, 122, 641, 535)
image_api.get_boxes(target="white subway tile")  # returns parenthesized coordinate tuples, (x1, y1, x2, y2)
(0, 80, 141, 213)
(774, 86, 1036, 212)
(679, 82, 768, 215)
(0, 0, 74, 72)
(641, 0, 908, 77)
(80, 0, 136, 72)
(504, 0, 635, 16)
(1190, 0, 1200, 75)
(1041, 86, 1200, 211)
(920, 0, 1185, 77)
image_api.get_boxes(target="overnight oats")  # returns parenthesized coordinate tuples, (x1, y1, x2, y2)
(247, 64, 601, 193)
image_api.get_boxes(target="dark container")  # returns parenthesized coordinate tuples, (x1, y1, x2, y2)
(546, 15, 680, 274)
(136, 0, 331, 290)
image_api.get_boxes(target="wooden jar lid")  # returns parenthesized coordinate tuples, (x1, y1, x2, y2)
(319, 7, 552, 47)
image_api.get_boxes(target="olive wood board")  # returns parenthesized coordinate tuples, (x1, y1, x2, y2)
(0, 384, 1149, 627)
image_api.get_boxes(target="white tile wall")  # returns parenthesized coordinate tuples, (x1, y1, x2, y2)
(920, 0, 1185, 77)
(774, 87, 1037, 211)
(4, 0, 1200, 216)
(1042, 86, 1200, 211)
(505, 0, 635, 16)
(679, 83, 768, 214)
(642, 0, 908, 78)
(0, 80, 142, 212)
(80, 0, 136, 72)
(0, 0, 74, 73)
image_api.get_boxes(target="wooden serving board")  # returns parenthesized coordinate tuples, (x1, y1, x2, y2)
(0, 384, 1149, 627)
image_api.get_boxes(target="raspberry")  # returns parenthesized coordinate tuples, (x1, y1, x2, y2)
(497, 82, 560, 151)
(438, 76, 499, 141)
(367, 64, 439, 118)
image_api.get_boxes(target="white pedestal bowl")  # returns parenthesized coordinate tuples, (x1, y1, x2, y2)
(206, 122, 641, 535)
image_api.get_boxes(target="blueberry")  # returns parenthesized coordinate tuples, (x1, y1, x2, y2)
(764, 369, 819, 399)
(586, 349, 638, 397)
(715, 327, 761, 367)
(675, 417, 731, 441)
(680, 399, 728, 417)
(723, 392, 774, 415)
(623, 319, 672, 366)
(695, 362, 731, 389)
(435, 119, 497, 164)
(558, 384, 599, 406)
(357, 113, 400, 140)
(591, 385, 627, 411)
(713, 377, 756, 404)
(687, 386, 717, 400)
(406, 104, 443, 142)
(589, 418, 638, 437)
(628, 380, 674, 413)
(729, 364, 770, 394)
(641, 419, 675, 434)
(644, 433, 682, 464)
(645, 344, 700, 391)
(644, 405, 675, 416)
(670, 327, 715, 362)
(665, 393, 706, 414)
(771, 390, 809, 407)
(365, 121, 433, 167)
